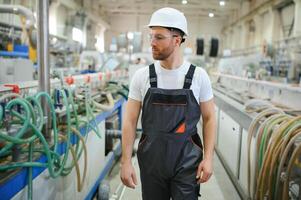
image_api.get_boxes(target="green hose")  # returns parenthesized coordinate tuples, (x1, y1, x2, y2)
(64, 87, 80, 130)
(0, 85, 111, 198)
(0, 105, 3, 121)
(59, 88, 84, 176)
(0, 92, 70, 178)
(56, 89, 72, 176)
(84, 87, 101, 138)
(35, 92, 58, 151)
(0, 98, 31, 156)
(28, 142, 33, 200)
(258, 114, 288, 169)
(26, 96, 44, 131)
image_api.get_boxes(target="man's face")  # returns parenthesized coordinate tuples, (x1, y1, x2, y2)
(149, 27, 179, 60)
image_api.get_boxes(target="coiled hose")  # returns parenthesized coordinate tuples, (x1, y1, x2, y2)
(0, 90, 88, 199)
(247, 107, 284, 198)
(92, 92, 115, 111)
(247, 105, 301, 200)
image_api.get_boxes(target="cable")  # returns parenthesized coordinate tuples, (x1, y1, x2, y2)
(256, 116, 296, 199)
(282, 141, 301, 200)
(247, 107, 284, 198)
(276, 131, 301, 199)
(58, 127, 87, 192)
(70, 127, 87, 192)
(247, 105, 301, 200)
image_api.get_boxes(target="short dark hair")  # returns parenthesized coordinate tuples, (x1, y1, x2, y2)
(166, 27, 185, 43)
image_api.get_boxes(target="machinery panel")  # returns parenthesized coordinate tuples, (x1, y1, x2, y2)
(217, 110, 241, 176)
(238, 129, 248, 193)
(0, 58, 34, 83)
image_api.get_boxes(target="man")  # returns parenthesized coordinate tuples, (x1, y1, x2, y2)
(120, 7, 216, 200)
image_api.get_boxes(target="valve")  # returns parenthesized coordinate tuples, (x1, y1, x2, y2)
(4, 84, 20, 94)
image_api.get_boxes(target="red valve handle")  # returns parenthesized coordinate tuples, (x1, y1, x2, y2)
(4, 84, 20, 94)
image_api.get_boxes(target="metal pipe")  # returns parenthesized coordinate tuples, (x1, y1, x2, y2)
(106, 129, 142, 139)
(37, 0, 51, 139)
(0, 4, 35, 29)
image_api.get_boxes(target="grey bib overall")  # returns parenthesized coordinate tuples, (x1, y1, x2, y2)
(137, 64, 203, 200)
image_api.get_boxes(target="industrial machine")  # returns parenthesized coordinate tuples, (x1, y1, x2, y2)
(212, 69, 301, 200)
(0, 69, 129, 200)
(218, 36, 301, 84)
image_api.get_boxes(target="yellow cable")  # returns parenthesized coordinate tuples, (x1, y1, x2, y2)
(58, 127, 87, 192)
(255, 115, 289, 199)
(70, 127, 88, 192)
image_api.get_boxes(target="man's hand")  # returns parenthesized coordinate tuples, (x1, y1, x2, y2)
(120, 162, 138, 189)
(196, 158, 213, 184)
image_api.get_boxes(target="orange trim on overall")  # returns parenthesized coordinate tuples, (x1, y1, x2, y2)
(176, 123, 186, 134)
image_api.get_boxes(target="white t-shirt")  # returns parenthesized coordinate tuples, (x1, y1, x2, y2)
(128, 60, 213, 104)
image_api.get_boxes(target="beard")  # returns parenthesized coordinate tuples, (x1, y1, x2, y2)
(152, 45, 175, 60)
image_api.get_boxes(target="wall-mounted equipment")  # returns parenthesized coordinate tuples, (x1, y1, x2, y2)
(0, 58, 34, 83)
(209, 38, 219, 57)
(196, 38, 204, 55)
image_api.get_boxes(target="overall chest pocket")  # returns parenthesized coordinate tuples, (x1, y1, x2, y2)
(150, 93, 187, 133)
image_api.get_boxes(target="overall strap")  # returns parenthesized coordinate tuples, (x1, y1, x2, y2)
(183, 64, 196, 89)
(149, 63, 157, 88)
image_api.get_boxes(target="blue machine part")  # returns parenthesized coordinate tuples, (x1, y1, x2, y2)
(13, 45, 29, 53)
(0, 51, 28, 58)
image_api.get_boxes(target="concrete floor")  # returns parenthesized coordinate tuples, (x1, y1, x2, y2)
(106, 151, 241, 200)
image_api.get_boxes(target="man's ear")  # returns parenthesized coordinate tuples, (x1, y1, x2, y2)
(175, 36, 182, 46)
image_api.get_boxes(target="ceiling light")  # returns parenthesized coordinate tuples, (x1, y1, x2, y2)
(127, 32, 134, 40)
(219, 1, 225, 6)
(182, 0, 188, 5)
(209, 12, 214, 17)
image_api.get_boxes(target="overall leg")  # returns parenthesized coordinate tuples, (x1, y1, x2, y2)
(140, 167, 171, 200)
(137, 135, 171, 200)
(170, 167, 200, 200)
(171, 134, 203, 200)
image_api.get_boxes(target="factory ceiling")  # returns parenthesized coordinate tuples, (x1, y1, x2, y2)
(97, 0, 242, 17)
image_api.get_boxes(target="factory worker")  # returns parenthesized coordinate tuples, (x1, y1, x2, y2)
(121, 7, 216, 200)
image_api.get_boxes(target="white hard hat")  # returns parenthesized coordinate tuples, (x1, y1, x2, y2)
(148, 7, 188, 36)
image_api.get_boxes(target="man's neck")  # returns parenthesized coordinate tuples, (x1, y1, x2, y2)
(160, 53, 183, 70)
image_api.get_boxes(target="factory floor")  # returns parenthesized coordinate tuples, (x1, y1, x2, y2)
(106, 149, 241, 200)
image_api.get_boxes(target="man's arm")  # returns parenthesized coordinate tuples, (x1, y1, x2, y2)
(120, 98, 141, 188)
(196, 98, 216, 183)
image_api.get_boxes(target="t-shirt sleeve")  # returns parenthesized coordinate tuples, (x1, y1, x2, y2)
(128, 69, 143, 102)
(199, 69, 214, 102)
